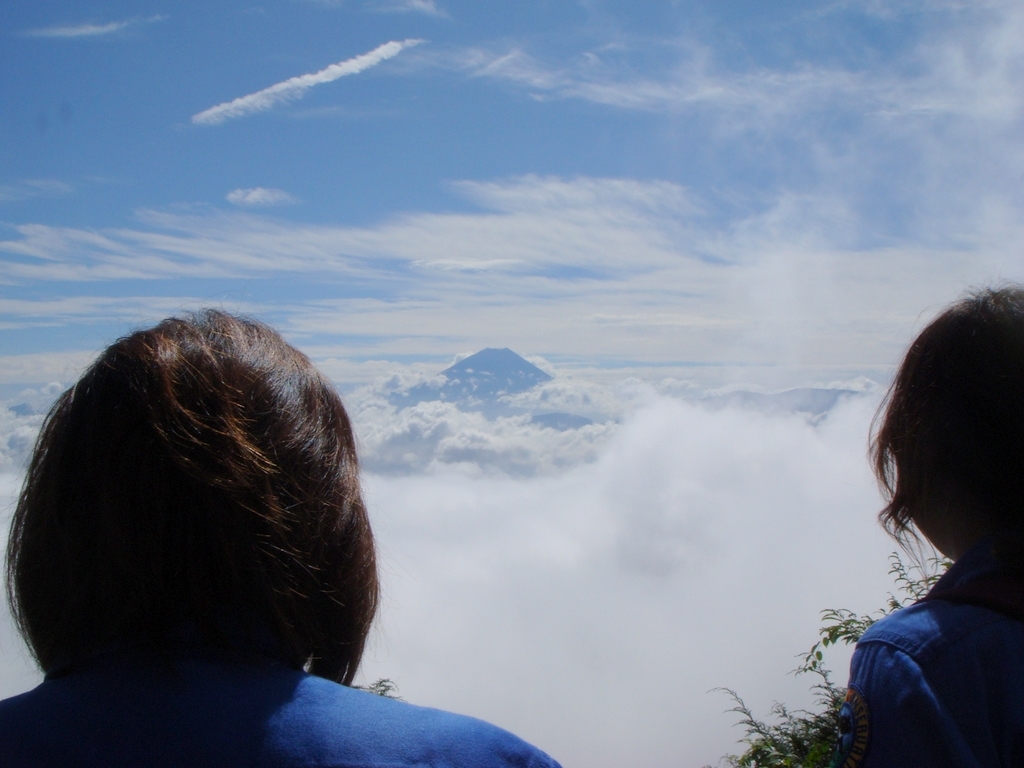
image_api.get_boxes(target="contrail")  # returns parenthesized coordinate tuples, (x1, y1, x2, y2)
(192, 39, 423, 126)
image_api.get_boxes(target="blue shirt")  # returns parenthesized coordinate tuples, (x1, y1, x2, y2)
(0, 644, 562, 768)
(841, 539, 1024, 767)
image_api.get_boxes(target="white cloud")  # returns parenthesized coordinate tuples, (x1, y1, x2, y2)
(0, 176, 706, 281)
(0, 176, 692, 287)
(0, 180, 74, 204)
(370, 0, 444, 15)
(23, 16, 165, 39)
(0, 352, 96, 387)
(0, 395, 50, 475)
(2, 173, 1021, 389)
(460, 45, 914, 117)
(25, 21, 132, 38)
(0, 472, 39, 701)
(225, 187, 297, 207)
(354, 392, 900, 767)
(0, 296, 225, 331)
(831, 0, 980, 18)
(350, 397, 618, 476)
(192, 39, 424, 126)
(0, 385, 53, 696)
(449, 0, 1023, 135)
(499, 376, 624, 421)
(461, 44, 814, 114)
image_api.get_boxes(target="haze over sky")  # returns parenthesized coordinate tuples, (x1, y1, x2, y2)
(2, 1, 1023, 766)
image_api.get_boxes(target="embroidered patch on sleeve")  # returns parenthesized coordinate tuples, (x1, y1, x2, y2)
(830, 685, 870, 768)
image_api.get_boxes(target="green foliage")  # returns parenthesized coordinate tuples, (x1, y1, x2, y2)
(714, 668, 844, 768)
(712, 553, 950, 768)
(354, 678, 403, 700)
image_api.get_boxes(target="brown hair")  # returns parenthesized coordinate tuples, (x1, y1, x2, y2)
(6, 310, 377, 683)
(872, 287, 1024, 547)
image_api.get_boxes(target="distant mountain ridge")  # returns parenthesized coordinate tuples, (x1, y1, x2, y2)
(385, 348, 857, 429)
(702, 388, 858, 419)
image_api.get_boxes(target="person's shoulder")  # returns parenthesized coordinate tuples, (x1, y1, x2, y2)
(857, 597, 1017, 663)
(848, 600, 1024, 767)
(270, 674, 562, 768)
(0, 685, 65, 765)
(0, 688, 32, 726)
(0, 680, 65, 726)
(0, 661, 562, 768)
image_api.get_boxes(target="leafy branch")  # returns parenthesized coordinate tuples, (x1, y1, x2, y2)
(801, 553, 949, 677)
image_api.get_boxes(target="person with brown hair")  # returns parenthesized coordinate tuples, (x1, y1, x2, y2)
(0, 310, 560, 768)
(831, 287, 1024, 768)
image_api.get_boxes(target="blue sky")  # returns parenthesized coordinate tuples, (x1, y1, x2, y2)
(2, 2, 1024, 765)
(4, 0, 1021, 386)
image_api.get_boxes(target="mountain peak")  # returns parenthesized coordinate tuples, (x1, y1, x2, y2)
(391, 348, 551, 409)
(444, 348, 550, 380)
(439, 348, 551, 401)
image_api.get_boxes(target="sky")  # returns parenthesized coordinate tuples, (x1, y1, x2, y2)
(1, 1, 1023, 765)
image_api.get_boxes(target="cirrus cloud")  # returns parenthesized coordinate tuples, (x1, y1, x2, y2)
(225, 187, 297, 207)
(23, 16, 166, 39)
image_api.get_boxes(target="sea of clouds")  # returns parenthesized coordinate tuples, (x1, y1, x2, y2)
(346, 367, 631, 475)
(352, 381, 899, 767)
(0, 370, 906, 767)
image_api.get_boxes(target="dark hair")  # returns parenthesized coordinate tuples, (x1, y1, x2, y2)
(6, 310, 377, 684)
(872, 287, 1024, 547)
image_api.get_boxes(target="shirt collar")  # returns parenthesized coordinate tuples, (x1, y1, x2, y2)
(928, 535, 1001, 596)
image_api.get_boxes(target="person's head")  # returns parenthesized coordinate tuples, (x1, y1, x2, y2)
(6, 310, 377, 684)
(872, 286, 1024, 559)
